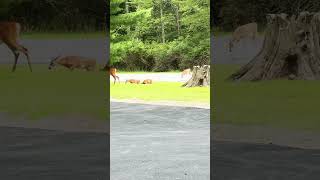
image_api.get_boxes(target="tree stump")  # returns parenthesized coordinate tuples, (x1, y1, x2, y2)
(182, 65, 210, 87)
(229, 12, 320, 81)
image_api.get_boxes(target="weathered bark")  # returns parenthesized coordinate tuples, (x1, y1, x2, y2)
(182, 65, 210, 87)
(229, 12, 320, 81)
(174, 5, 181, 35)
(160, 6, 165, 43)
(125, 1, 131, 33)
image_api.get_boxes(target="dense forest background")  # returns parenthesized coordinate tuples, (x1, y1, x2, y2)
(110, 0, 210, 71)
(213, 0, 320, 31)
(0, 0, 107, 32)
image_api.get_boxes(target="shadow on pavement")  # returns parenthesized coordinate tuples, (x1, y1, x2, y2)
(0, 126, 108, 180)
(212, 140, 320, 180)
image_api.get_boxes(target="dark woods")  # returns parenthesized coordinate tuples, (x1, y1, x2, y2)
(0, 0, 107, 32)
(213, 0, 320, 31)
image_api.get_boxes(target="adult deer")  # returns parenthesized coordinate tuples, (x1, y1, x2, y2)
(228, 22, 258, 52)
(0, 22, 32, 72)
(48, 55, 96, 71)
(101, 64, 120, 84)
(181, 68, 192, 78)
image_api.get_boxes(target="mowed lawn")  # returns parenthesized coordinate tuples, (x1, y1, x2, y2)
(214, 64, 320, 131)
(110, 80, 210, 104)
(0, 64, 107, 120)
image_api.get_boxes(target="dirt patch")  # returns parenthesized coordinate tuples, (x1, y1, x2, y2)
(214, 124, 320, 149)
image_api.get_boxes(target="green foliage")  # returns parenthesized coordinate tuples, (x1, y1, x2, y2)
(111, 0, 210, 71)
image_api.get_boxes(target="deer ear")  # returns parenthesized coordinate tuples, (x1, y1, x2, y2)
(51, 56, 56, 60)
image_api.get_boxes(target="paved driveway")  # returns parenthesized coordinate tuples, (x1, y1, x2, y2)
(111, 102, 210, 180)
(213, 140, 320, 180)
(0, 126, 108, 180)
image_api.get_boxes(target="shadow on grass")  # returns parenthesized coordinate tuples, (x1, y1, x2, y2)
(214, 64, 320, 132)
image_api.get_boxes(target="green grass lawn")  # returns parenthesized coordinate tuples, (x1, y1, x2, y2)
(214, 64, 320, 131)
(21, 31, 106, 39)
(110, 81, 210, 104)
(0, 64, 107, 120)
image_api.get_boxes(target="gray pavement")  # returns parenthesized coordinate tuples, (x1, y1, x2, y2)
(0, 126, 108, 180)
(110, 102, 210, 180)
(213, 140, 320, 180)
(0, 38, 108, 64)
(2, 102, 320, 180)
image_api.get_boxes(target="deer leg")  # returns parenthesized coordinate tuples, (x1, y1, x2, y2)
(12, 51, 20, 72)
(19, 45, 32, 72)
(229, 39, 234, 52)
(26, 53, 32, 72)
(252, 32, 256, 40)
(111, 75, 116, 84)
(116, 76, 120, 83)
(24, 51, 32, 72)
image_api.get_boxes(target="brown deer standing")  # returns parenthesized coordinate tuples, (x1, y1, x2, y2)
(228, 22, 258, 52)
(101, 64, 120, 84)
(181, 68, 192, 78)
(0, 22, 32, 72)
(48, 55, 96, 71)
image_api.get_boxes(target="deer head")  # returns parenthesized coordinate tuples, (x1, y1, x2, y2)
(48, 55, 61, 70)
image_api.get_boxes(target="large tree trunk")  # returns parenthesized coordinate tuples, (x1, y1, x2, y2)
(182, 65, 210, 87)
(229, 12, 320, 81)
